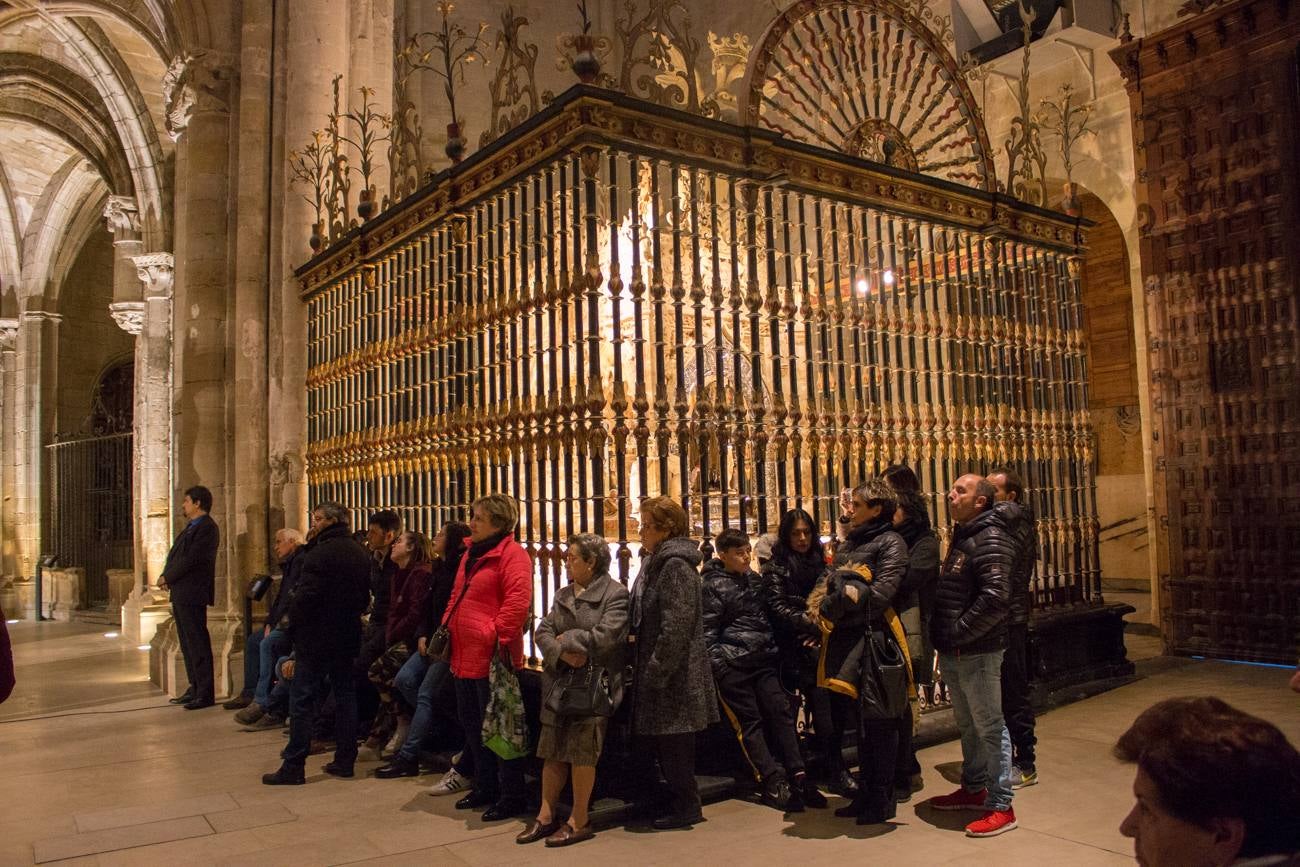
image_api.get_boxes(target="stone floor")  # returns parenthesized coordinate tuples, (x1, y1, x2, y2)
(2, 620, 1296, 866)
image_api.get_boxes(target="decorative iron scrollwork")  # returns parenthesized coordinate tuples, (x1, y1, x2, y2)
(615, 0, 719, 119)
(481, 7, 540, 148)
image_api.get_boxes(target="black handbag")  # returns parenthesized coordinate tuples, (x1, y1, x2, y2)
(859, 629, 909, 721)
(545, 663, 615, 718)
(427, 569, 474, 663)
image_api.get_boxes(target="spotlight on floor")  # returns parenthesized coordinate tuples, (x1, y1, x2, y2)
(104, 631, 120, 639)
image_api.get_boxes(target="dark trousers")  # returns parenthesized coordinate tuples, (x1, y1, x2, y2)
(828, 691, 860, 774)
(172, 602, 213, 701)
(797, 663, 840, 776)
(895, 709, 921, 785)
(648, 732, 701, 819)
(857, 716, 902, 821)
(1000, 622, 1037, 768)
(716, 665, 805, 782)
(283, 656, 356, 768)
(454, 676, 524, 802)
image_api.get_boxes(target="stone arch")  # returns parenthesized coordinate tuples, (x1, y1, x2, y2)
(19, 156, 105, 306)
(745, 0, 995, 190)
(0, 158, 21, 306)
(0, 0, 182, 60)
(0, 51, 136, 193)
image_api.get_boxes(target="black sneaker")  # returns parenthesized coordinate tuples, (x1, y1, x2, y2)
(761, 774, 793, 811)
(829, 768, 860, 798)
(375, 757, 420, 779)
(795, 773, 828, 808)
(261, 765, 305, 785)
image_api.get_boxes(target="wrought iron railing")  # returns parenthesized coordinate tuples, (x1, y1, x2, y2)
(299, 86, 1099, 669)
(42, 431, 134, 608)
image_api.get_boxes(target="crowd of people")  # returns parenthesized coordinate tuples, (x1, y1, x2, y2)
(153, 475, 1300, 862)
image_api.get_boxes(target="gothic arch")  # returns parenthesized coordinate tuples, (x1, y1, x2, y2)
(20, 156, 105, 304)
(745, 0, 995, 191)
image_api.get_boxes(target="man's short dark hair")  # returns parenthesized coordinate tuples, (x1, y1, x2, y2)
(973, 478, 997, 510)
(368, 509, 401, 535)
(1114, 696, 1300, 858)
(989, 466, 1025, 502)
(185, 485, 213, 513)
(854, 478, 898, 519)
(714, 527, 750, 553)
(314, 502, 349, 525)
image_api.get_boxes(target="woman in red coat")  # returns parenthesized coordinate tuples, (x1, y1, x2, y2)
(443, 493, 533, 821)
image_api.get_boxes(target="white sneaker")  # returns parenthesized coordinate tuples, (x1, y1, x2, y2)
(427, 767, 471, 796)
(385, 719, 410, 755)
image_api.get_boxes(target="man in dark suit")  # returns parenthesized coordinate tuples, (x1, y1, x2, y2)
(159, 485, 219, 710)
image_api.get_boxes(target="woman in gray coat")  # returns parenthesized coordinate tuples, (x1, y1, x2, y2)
(518, 534, 630, 848)
(630, 496, 718, 830)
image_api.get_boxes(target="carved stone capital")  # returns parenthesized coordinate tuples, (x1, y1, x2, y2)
(20, 310, 63, 324)
(103, 195, 141, 235)
(162, 52, 236, 141)
(0, 318, 17, 351)
(109, 301, 146, 335)
(132, 252, 175, 298)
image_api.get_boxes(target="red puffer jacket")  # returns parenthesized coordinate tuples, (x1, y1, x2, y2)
(443, 535, 533, 679)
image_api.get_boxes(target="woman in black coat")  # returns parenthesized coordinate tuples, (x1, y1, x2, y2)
(761, 508, 836, 800)
(817, 479, 911, 824)
(630, 496, 718, 830)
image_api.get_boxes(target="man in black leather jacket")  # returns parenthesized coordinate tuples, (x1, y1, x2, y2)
(262, 502, 372, 785)
(989, 467, 1039, 788)
(926, 473, 1019, 838)
(703, 528, 815, 812)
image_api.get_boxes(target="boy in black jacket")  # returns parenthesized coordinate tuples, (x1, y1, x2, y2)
(703, 528, 824, 812)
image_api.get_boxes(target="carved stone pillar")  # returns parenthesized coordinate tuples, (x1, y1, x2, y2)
(161, 51, 245, 697)
(14, 311, 60, 616)
(111, 254, 175, 645)
(0, 320, 18, 612)
(104, 195, 144, 306)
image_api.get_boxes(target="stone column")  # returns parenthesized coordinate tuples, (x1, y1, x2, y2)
(115, 254, 175, 645)
(13, 310, 61, 618)
(158, 50, 242, 697)
(0, 320, 17, 613)
(104, 195, 144, 305)
(270, 4, 351, 536)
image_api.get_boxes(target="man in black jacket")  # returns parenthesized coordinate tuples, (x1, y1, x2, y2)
(229, 528, 305, 725)
(703, 528, 817, 812)
(263, 502, 372, 785)
(159, 485, 219, 710)
(926, 474, 1018, 838)
(988, 467, 1039, 788)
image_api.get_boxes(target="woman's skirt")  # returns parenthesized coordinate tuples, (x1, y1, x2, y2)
(536, 716, 607, 766)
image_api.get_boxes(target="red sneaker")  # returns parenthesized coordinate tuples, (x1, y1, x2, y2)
(927, 787, 988, 811)
(965, 808, 1018, 837)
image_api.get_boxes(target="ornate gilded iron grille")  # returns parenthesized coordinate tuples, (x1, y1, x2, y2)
(300, 87, 1097, 660)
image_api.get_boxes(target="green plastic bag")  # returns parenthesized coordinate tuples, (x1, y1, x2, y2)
(482, 654, 529, 760)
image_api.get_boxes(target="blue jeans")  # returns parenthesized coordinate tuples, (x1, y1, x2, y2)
(395, 653, 452, 763)
(253, 628, 290, 707)
(282, 655, 357, 768)
(939, 650, 1013, 811)
(265, 655, 292, 717)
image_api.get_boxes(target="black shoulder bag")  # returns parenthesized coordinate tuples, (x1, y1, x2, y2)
(858, 594, 910, 721)
(427, 571, 473, 664)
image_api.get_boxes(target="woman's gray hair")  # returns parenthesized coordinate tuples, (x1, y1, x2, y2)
(312, 501, 349, 525)
(471, 493, 519, 533)
(276, 527, 305, 546)
(566, 533, 610, 576)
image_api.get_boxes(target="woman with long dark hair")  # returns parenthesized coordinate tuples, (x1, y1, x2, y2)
(377, 521, 471, 779)
(761, 508, 833, 804)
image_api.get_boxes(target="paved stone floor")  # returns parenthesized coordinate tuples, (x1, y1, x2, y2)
(2, 619, 1296, 866)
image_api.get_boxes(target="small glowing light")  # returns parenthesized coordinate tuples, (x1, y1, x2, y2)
(882, 269, 895, 286)
(104, 631, 119, 639)
(855, 278, 869, 295)
(137, 644, 151, 651)
(5, 619, 18, 624)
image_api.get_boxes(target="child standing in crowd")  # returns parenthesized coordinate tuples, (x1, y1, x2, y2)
(703, 528, 820, 812)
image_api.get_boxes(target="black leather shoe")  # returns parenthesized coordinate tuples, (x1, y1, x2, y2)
(455, 791, 497, 810)
(323, 761, 354, 778)
(183, 698, 215, 710)
(262, 765, 305, 786)
(481, 798, 529, 821)
(651, 812, 703, 830)
(169, 691, 195, 705)
(796, 773, 828, 808)
(834, 796, 866, 818)
(375, 758, 420, 779)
